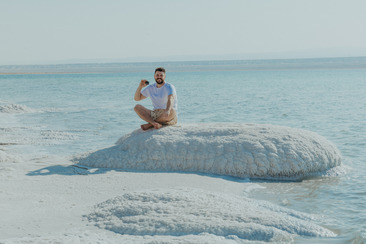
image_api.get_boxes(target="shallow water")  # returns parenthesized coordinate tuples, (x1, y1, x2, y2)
(1, 58, 366, 243)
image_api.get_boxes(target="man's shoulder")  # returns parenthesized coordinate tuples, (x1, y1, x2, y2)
(165, 82, 176, 89)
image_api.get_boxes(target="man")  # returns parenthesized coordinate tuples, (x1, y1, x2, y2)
(134, 67, 178, 130)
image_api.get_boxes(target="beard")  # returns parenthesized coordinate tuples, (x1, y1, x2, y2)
(155, 78, 164, 84)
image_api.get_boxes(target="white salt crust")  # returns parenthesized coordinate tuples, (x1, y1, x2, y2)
(86, 188, 335, 242)
(76, 123, 342, 179)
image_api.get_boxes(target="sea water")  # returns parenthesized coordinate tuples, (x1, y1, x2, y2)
(1, 57, 366, 243)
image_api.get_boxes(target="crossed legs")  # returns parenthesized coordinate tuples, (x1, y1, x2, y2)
(134, 104, 176, 130)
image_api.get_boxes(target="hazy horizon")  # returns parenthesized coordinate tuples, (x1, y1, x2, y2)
(2, 51, 366, 67)
(2, 0, 366, 66)
(2, 56, 366, 75)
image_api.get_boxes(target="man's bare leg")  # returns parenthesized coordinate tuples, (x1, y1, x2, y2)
(134, 105, 162, 130)
(140, 123, 154, 130)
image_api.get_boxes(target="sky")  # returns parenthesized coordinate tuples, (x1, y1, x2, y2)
(1, 0, 366, 65)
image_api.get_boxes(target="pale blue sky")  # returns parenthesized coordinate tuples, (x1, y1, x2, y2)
(1, 0, 366, 65)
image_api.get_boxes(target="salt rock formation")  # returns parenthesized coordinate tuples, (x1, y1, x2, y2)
(76, 123, 341, 179)
(86, 188, 335, 241)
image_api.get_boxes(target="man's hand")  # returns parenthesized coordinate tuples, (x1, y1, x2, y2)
(140, 80, 148, 88)
(164, 109, 171, 117)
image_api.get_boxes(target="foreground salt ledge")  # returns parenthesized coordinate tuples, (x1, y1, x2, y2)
(86, 188, 335, 241)
(76, 123, 342, 179)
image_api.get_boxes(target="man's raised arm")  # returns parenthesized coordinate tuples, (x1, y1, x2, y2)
(134, 80, 148, 101)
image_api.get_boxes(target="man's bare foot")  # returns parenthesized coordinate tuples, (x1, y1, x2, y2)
(152, 122, 163, 129)
(141, 123, 154, 130)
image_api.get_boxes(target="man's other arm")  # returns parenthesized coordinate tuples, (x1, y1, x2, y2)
(165, 94, 175, 115)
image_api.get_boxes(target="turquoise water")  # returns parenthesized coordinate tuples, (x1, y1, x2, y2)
(1, 58, 366, 243)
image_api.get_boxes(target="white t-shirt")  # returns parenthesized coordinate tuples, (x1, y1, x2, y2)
(141, 82, 178, 111)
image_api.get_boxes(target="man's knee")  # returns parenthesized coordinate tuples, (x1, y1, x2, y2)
(134, 104, 143, 112)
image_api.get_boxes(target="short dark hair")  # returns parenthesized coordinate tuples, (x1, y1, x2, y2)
(155, 67, 166, 73)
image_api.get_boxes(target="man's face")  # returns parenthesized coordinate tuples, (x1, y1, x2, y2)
(154, 71, 165, 84)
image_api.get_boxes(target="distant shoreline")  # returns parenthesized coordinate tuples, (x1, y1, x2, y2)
(1, 56, 366, 75)
(2, 67, 366, 75)
(0, 71, 114, 75)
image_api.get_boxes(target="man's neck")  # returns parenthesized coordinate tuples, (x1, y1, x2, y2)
(156, 82, 165, 88)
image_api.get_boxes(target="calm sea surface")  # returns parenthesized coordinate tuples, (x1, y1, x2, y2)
(1, 57, 366, 243)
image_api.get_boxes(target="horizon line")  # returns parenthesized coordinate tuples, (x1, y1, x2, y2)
(1, 55, 366, 67)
